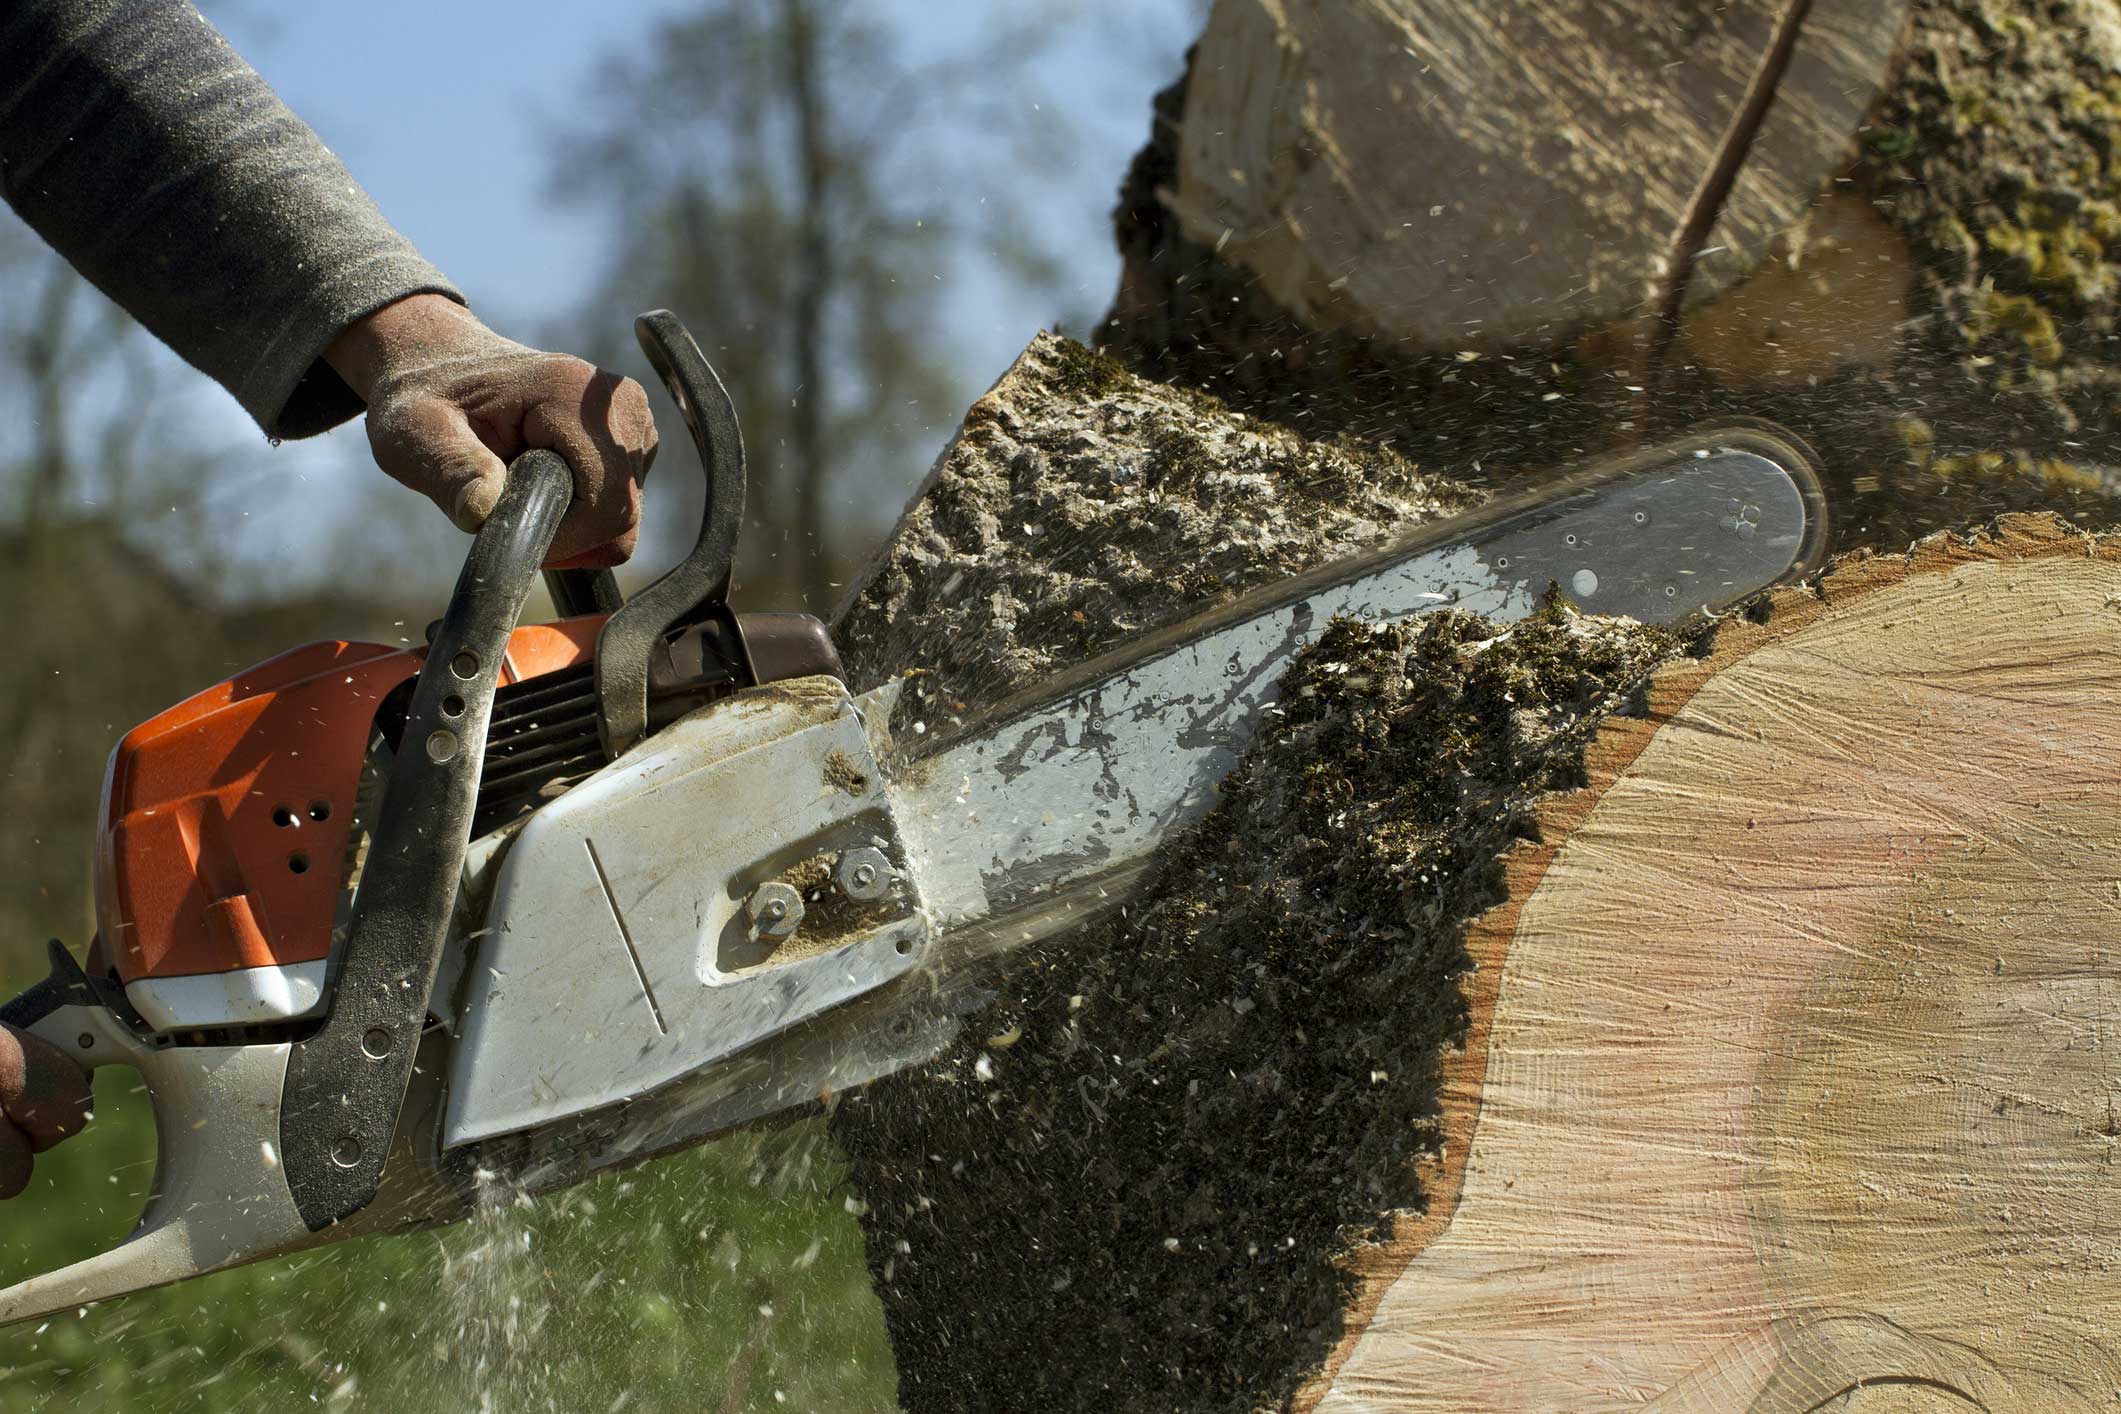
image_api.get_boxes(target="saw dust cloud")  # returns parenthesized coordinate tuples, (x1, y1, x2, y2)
(0, 1108, 893, 1412)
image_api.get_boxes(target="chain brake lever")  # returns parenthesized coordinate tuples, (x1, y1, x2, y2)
(592, 310, 749, 758)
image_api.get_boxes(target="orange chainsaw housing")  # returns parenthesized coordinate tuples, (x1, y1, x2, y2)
(95, 619, 604, 987)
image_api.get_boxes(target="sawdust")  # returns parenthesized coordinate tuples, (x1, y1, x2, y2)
(831, 605, 1685, 1414)
(778, 855, 835, 897)
(1862, 0, 2121, 439)
(821, 750, 869, 797)
(831, 334, 1483, 718)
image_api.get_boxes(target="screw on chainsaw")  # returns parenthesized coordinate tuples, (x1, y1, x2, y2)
(836, 847, 893, 901)
(746, 881, 805, 940)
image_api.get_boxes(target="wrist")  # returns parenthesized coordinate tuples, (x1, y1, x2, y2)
(324, 293, 479, 403)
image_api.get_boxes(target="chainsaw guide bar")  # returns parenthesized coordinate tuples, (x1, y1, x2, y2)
(0, 324, 1824, 1325)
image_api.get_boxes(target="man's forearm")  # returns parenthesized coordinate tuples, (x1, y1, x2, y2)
(0, 0, 461, 438)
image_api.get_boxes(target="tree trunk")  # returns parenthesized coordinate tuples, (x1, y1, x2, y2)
(826, 0, 2121, 1407)
(1108, 0, 2121, 554)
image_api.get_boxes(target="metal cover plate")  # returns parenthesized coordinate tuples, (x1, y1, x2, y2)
(442, 680, 920, 1148)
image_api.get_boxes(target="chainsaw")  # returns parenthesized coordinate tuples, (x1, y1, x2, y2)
(0, 311, 1828, 1324)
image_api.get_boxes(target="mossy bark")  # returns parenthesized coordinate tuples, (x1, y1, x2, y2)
(832, 334, 1481, 708)
(1104, 0, 2121, 552)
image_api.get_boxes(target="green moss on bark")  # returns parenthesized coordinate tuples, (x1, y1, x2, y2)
(1863, 0, 2121, 436)
(833, 334, 1481, 722)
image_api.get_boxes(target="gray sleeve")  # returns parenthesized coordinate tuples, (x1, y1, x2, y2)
(0, 0, 464, 439)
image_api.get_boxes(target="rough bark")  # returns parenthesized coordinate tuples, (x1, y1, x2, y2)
(832, 334, 1482, 706)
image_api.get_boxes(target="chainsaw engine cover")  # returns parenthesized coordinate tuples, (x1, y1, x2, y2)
(441, 674, 925, 1147)
(96, 621, 602, 1032)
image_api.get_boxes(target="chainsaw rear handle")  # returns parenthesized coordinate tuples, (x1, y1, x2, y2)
(0, 449, 574, 1324)
(0, 940, 126, 1035)
(0, 1005, 310, 1326)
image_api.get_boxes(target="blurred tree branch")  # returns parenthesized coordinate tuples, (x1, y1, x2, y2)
(552, 1, 1079, 606)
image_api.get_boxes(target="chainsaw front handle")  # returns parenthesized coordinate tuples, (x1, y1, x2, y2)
(0, 449, 575, 1324)
(277, 446, 571, 1229)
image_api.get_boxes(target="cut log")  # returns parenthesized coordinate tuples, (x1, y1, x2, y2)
(1167, 0, 1910, 352)
(836, 509, 2121, 1411)
(1304, 513, 2121, 1409)
(824, 2, 2121, 1407)
(1107, 0, 2121, 553)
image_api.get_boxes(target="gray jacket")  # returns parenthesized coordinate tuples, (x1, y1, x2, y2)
(1, 0, 461, 438)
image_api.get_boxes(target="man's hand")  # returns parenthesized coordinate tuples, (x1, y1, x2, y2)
(0, 1026, 92, 1198)
(325, 295, 658, 568)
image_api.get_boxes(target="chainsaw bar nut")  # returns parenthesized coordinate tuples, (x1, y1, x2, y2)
(837, 847, 893, 902)
(746, 881, 805, 940)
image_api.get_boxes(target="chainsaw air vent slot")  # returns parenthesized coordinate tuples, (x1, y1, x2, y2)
(462, 642, 746, 839)
(473, 662, 605, 837)
(366, 621, 756, 845)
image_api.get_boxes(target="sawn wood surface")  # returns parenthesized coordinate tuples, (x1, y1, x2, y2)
(1303, 515, 2121, 1410)
(1170, 0, 1910, 351)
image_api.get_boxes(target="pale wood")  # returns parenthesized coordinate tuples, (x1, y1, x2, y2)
(1302, 515, 2121, 1410)
(1168, 0, 1910, 351)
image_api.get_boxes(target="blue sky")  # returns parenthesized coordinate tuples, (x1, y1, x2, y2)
(12, 1, 1196, 597)
(42, 0, 1194, 596)
(208, 1, 1191, 350)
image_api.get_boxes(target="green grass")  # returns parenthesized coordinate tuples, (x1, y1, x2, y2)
(0, 1076, 896, 1412)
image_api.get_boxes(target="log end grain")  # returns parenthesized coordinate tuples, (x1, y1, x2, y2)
(1305, 512, 2121, 1409)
